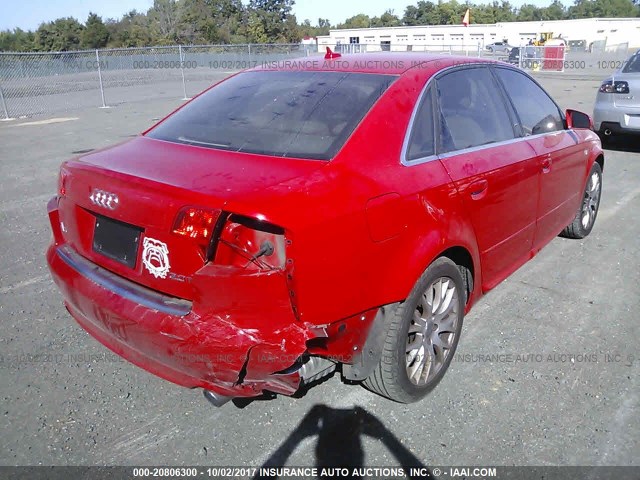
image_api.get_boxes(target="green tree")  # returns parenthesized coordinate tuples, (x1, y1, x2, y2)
(491, 1, 516, 21)
(34, 17, 84, 51)
(81, 12, 109, 48)
(402, 1, 440, 25)
(543, 0, 566, 19)
(246, 10, 268, 42)
(247, 0, 297, 42)
(439, 1, 468, 25)
(148, 0, 179, 44)
(298, 18, 331, 37)
(105, 10, 152, 48)
(516, 4, 544, 21)
(176, 0, 245, 44)
(337, 14, 372, 29)
(0, 28, 35, 51)
(371, 9, 401, 27)
(468, 4, 497, 24)
(318, 18, 331, 33)
(568, 0, 638, 18)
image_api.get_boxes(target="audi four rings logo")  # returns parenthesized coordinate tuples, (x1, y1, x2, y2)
(89, 189, 119, 210)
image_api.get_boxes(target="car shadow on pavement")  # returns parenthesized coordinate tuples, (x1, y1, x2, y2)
(251, 404, 430, 479)
(602, 136, 640, 153)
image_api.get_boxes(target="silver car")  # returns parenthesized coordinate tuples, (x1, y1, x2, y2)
(485, 41, 512, 54)
(593, 50, 640, 142)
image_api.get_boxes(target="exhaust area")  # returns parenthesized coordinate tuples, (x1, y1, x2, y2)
(299, 356, 336, 385)
(203, 390, 233, 407)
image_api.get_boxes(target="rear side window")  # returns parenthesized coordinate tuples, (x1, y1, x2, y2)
(436, 67, 515, 153)
(494, 67, 564, 135)
(406, 87, 435, 161)
(146, 71, 396, 160)
(622, 54, 640, 73)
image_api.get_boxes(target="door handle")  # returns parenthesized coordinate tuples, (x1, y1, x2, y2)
(469, 179, 488, 200)
(542, 155, 552, 173)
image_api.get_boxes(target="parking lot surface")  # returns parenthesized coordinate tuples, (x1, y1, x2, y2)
(0, 75, 638, 468)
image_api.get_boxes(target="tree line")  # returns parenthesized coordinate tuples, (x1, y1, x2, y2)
(1, 0, 639, 52)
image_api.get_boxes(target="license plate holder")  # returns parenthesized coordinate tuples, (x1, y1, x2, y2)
(92, 215, 142, 268)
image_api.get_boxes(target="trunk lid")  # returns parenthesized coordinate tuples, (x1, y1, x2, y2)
(613, 73, 640, 109)
(58, 136, 322, 300)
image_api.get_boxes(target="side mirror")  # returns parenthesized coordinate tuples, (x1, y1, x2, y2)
(566, 109, 593, 130)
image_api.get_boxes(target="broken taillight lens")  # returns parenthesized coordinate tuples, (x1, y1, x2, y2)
(214, 215, 286, 270)
(172, 207, 221, 246)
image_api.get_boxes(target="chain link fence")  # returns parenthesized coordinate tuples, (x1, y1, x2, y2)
(0, 44, 314, 119)
(328, 41, 633, 77)
(0, 41, 635, 119)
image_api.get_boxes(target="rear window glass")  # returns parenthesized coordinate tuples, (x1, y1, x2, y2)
(622, 54, 640, 73)
(146, 71, 397, 160)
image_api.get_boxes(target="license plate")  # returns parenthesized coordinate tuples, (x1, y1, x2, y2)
(92, 215, 142, 268)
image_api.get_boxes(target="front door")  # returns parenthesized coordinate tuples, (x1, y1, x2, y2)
(434, 66, 538, 291)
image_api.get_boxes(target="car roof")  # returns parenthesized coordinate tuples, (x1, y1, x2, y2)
(252, 52, 497, 75)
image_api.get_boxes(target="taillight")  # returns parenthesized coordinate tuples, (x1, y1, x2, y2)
(214, 214, 286, 270)
(172, 207, 221, 247)
(599, 80, 629, 94)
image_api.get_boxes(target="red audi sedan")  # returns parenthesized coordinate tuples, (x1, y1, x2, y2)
(46, 52, 603, 406)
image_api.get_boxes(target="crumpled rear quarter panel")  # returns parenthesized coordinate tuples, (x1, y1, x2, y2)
(47, 239, 314, 397)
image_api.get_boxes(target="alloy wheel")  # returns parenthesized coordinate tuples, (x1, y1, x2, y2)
(581, 170, 601, 230)
(405, 277, 460, 386)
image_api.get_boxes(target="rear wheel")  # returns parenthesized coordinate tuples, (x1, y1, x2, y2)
(363, 257, 465, 403)
(561, 162, 602, 239)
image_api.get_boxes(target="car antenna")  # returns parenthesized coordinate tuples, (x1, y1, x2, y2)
(325, 47, 341, 60)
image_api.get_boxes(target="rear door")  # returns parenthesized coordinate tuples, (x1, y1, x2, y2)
(434, 66, 539, 290)
(493, 66, 586, 249)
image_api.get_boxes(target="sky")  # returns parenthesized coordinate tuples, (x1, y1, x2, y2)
(0, 0, 571, 32)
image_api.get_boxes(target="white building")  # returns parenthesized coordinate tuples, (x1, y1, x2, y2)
(316, 17, 640, 52)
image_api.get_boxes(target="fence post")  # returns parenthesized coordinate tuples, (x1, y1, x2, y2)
(519, 43, 523, 69)
(248, 44, 251, 55)
(0, 84, 10, 120)
(96, 49, 107, 108)
(179, 45, 188, 100)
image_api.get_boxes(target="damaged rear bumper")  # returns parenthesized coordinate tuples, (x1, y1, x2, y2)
(46, 239, 317, 399)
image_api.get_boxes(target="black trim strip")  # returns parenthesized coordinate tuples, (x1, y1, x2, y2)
(56, 246, 192, 317)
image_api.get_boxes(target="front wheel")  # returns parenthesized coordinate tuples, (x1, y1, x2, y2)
(362, 257, 465, 403)
(561, 162, 602, 239)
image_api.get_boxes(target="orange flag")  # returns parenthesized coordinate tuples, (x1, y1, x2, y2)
(462, 8, 470, 26)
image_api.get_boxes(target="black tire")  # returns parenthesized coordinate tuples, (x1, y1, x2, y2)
(487, 47, 494, 53)
(362, 257, 465, 403)
(561, 162, 602, 239)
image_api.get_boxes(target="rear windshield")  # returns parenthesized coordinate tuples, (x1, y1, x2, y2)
(146, 71, 397, 160)
(622, 54, 640, 73)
